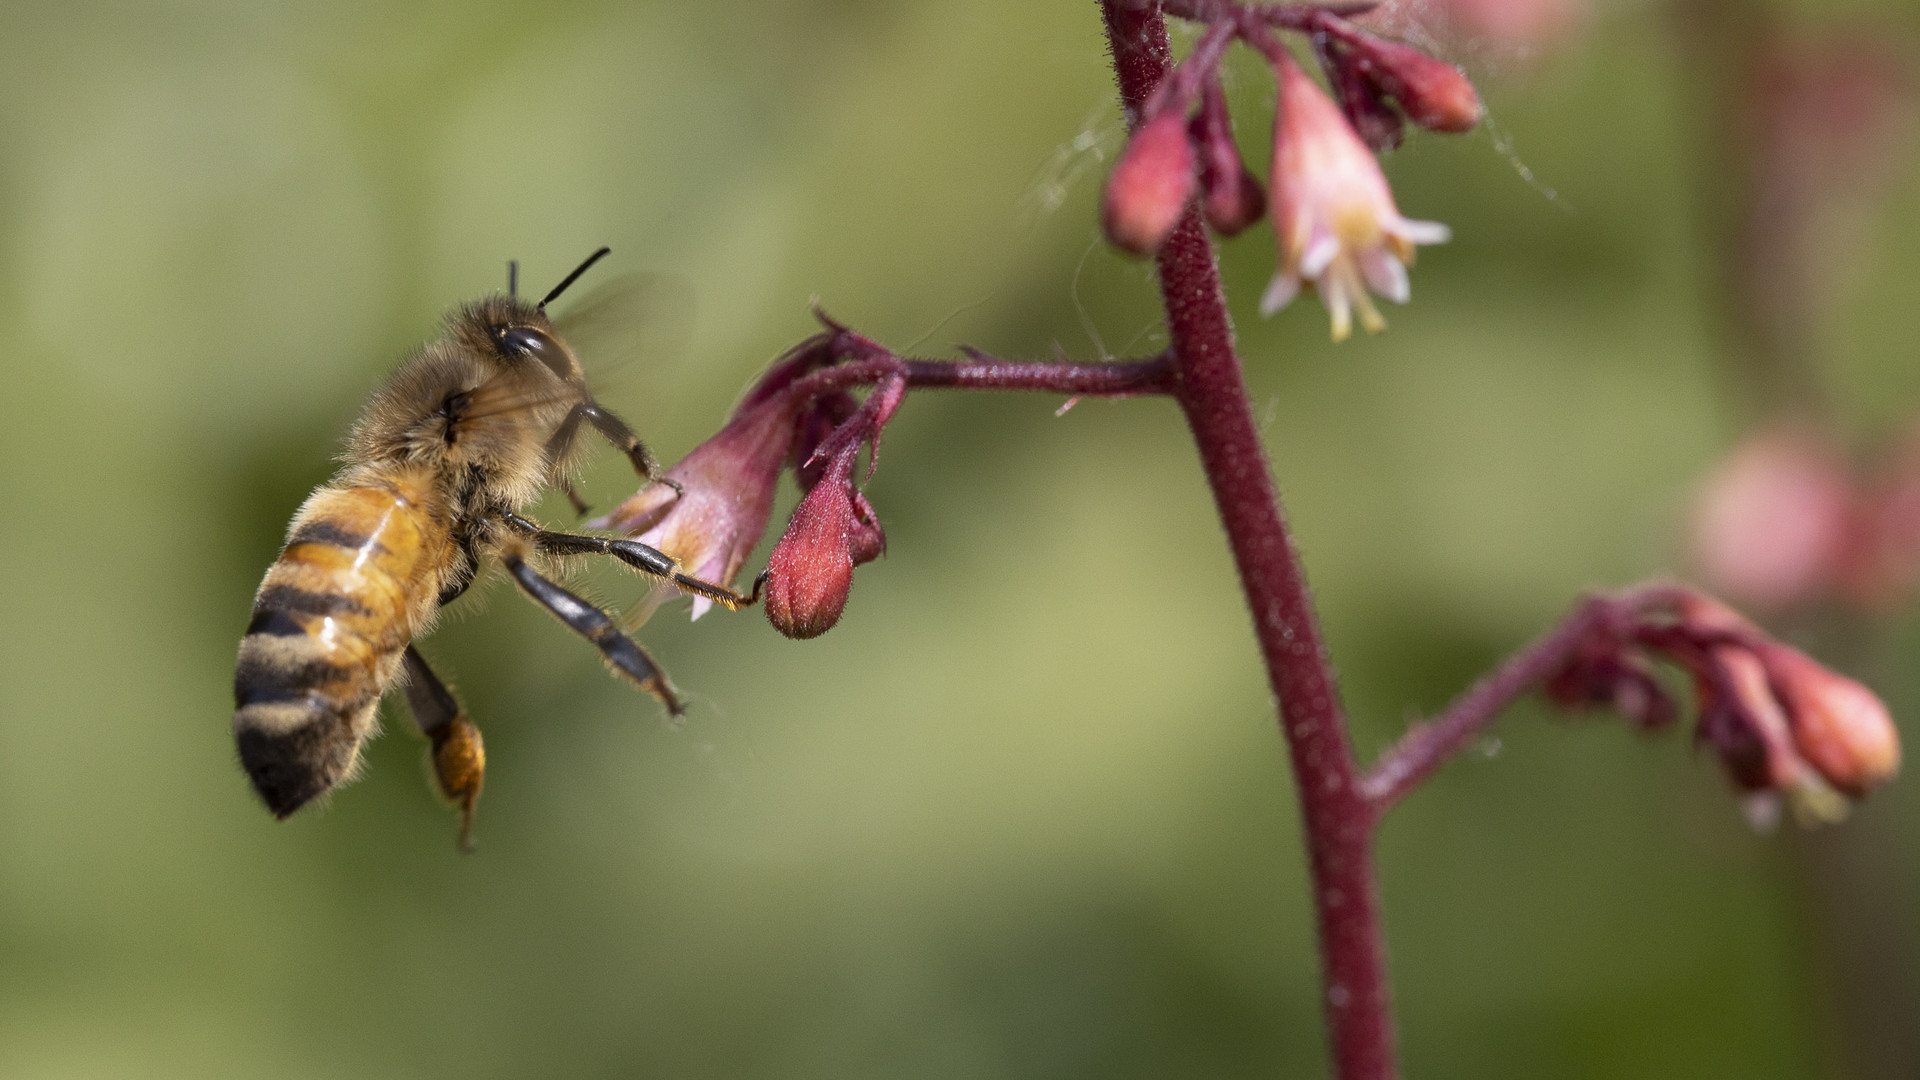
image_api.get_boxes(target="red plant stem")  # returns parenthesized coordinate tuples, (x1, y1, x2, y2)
(1102, 4, 1395, 1079)
(903, 354, 1172, 396)
(784, 348, 1175, 401)
(1358, 584, 1692, 809)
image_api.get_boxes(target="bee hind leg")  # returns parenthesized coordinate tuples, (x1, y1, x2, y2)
(402, 646, 484, 854)
(502, 552, 684, 716)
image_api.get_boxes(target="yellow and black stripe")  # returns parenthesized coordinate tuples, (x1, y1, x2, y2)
(233, 480, 443, 817)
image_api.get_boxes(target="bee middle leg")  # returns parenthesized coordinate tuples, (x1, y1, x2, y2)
(499, 512, 762, 610)
(401, 646, 485, 853)
(502, 551, 684, 716)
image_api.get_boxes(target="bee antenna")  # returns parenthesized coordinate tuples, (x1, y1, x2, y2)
(508, 259, 519, 300)
(538, 246, 612, 312)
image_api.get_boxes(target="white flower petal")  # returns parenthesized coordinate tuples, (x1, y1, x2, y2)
(1359, 247, 1410, 304)
(1391, 218, 1451, 246)
(1260, 271, 1301, 317)
(1300, 231, 1341, 279)
(689, 596, 714, 621)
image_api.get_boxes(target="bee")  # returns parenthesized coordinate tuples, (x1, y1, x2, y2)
(232, 249, 756, 850)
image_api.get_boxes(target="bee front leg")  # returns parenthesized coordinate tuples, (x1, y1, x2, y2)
(578, 401, 681, 495)
(498, 512, 762, 610)
(502, 551, 684, 716)
(401, 646, 484, 854)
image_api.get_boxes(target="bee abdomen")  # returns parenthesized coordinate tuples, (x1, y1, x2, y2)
(234, 483, 437, 818)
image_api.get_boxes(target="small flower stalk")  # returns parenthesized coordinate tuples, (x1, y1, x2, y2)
(1547, 588, 1901, 826)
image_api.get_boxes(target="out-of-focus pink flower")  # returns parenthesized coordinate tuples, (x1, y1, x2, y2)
(1840, 429, 1920, 608)
(1260, 52, 1450, 341)
(1739, 39, 1914, 370)
(1360, 0, 1585, 60)
(1691, 425, 1853, 611)
(1103, 110, 1199, 256)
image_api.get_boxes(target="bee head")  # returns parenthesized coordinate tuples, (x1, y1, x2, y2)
(483, 246, 612, 384)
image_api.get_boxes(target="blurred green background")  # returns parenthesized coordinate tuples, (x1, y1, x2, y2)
(1, 1, 1917, 1077)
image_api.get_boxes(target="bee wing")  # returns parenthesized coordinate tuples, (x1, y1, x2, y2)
(552, 272, 696, 387)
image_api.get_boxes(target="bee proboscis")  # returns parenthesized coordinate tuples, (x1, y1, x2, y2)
(232, 249, 756, 850)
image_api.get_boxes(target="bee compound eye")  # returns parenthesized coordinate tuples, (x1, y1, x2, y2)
(489, 324, 574, 380)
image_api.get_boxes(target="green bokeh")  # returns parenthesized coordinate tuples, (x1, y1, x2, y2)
(0, 2, 1915, 1077)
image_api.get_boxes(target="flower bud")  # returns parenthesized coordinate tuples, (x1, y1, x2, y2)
(1103, 110, 1199, 255)
(1757, 643, 1901, 796)
(1191, 81, 1267, 235)
(1334, 28, 1484, 133)
(764, 464, 865, 640)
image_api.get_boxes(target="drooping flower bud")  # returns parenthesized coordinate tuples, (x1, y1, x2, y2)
(1332, 28, 1484, 133)
(1103, 110, 1200, 255)
(1191, 79, 1267, 236)
(1691, 424, 1852, 611)
(764, 441, 884, 640)
(1755, 642, 1901, 797)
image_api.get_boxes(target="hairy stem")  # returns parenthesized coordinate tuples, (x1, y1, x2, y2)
(1359, 584, 1691, 809)
(1101, 4, 1396, 1078)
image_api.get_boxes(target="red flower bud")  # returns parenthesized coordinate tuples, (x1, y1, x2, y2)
(1102, 110, 1199, 255)
(764, 443, 884, 640)
(1333, 27, 1484, 134)
(1190, 80, 1267, 235)
(1756, 642, 1901, 797)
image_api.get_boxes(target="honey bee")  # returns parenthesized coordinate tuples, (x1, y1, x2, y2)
(233, 249, 756, 850)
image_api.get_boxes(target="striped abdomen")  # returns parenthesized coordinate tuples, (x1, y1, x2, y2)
(234, 480, 445, 817)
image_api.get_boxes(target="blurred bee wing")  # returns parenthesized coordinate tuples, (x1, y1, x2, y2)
(552, 272, 697, 385)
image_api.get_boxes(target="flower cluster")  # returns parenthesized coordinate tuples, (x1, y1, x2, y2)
(591, 321, 907, 637)
(1101, 5, 1480, 340)
(1547, 588, 1900, 826)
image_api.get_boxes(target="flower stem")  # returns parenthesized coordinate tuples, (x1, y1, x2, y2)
(1358, 583, 1692, 809)
(1101, 4, 1396, 1078)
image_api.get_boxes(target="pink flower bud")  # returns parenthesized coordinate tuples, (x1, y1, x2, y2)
(1338, 31, 1484, 133)
(1103, 110, 1199, 255)
(764, 443, 884, 640)
(1191, 80, 1267, 236)
(1756, 643, 1901, 797)
(1691, 425, 1853, 611)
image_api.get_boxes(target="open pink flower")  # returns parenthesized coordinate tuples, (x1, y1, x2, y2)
(589, 341, 838, 618)
(1260, 52, 1450, 341)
